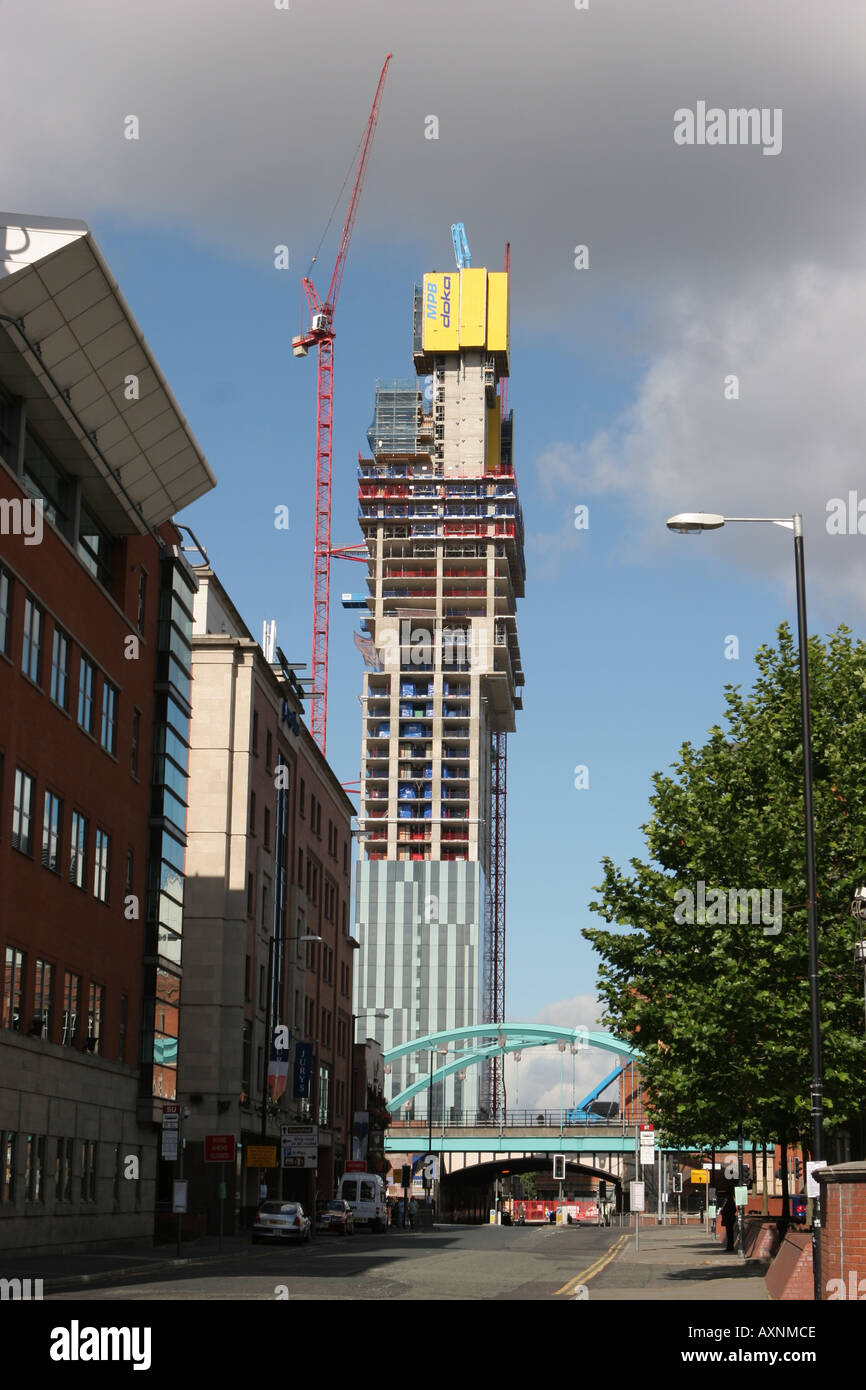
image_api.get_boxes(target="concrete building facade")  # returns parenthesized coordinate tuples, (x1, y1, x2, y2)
(353, 262, 524, 1120)
(180, 567, 356, 1229)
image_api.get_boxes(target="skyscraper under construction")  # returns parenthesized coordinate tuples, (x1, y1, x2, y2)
(353, 254, 525, 1119)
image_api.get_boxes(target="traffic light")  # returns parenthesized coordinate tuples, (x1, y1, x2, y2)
(672, 1172, 683, 1194)
(599, 1180, 607, 1201)
(401, 1164, 411, 1188)
(553, 1154, 566, 1181)
(794, 1158, 801, 1184)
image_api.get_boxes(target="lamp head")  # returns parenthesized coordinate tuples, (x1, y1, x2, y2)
(666, 512, 725, 534)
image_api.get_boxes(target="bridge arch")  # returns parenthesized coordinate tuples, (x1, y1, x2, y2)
(384, 1025, 638, 1112)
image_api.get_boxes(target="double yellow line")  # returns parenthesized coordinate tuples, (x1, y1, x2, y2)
(555, 1232, 630, 1297)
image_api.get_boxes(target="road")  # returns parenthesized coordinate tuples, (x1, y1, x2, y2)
(48, 1222, 623, 1302)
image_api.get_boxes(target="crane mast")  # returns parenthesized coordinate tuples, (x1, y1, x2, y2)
(293, 54, 392, 753)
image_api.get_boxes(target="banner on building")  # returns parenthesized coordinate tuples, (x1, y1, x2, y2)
(293, 1041, 313, 1098)
(268, 1023, 289, 1101)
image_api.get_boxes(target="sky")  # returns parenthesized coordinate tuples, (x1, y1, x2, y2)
(4, 0, 866, 1107)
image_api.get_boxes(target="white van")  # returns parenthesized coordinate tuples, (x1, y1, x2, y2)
(339, 1172, 386, 1232)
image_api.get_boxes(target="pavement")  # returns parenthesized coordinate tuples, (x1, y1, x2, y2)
(577, 1222, 771, 1301)
(0, 1234, 258, 1295)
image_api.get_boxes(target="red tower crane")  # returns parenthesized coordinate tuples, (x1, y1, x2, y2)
(292, 53, 392, 754)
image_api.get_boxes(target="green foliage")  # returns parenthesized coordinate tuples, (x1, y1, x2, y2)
(583, 624, 866, 1153)
(519, 1172, 538, 1199)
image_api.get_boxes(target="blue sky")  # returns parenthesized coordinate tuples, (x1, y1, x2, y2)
(4, 0, 865, 1102)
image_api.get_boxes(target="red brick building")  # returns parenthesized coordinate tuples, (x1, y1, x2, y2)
(0, 214, 215, 1252)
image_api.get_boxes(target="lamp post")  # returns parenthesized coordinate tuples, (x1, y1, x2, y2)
(667, 511, 824, 1300)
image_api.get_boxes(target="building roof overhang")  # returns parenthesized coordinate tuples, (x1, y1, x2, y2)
(0, 213, 216, 536)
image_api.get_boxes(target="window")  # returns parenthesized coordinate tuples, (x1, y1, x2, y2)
(62, 971, 80, 1046)
(131, 708, 141, 776)
(119, 994, 128, 1062)
(318, 1063, 331, 1127)
(70, 810, 88, 888)
(50, 627, 69, 708)
(23, 428, 71, 531)
(78, 505, 112, 586)
(259, 965, 265, 1009)
(244, 956, 251, 1001)
(12, 768, 34, 853)
(0, 567, 10, 656)
(249, 790, 256, 835)
(21, 595, 41, 683)
(42, 790, 62, 871)
(299, 779, 306, 817)
(56, 1137, 73, 1201)
(77, 656, 95, 733)
(252, 710, 259, 755)
(86, 983, 103, 1054)
(264, 806, 271, 851)
(93, 828, 110, 902)
(137, 570, 147, 632)
(100, 681, 118, 754)
(2, 1133, 16, 1202)
(265, 729, 272, 769)
(246, 871, 254, 918)
(24, 1134, 45, 1202)
(2, 947, 25, 1030)
(126, 849, 134, 895)
(32, 959, 53, 1040)
(80, 1140, 96, 1202)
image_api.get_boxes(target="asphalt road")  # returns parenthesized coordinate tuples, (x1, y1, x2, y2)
(47, 1222, 623, 1302)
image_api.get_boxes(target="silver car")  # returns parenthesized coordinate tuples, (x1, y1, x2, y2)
(252, 1200, 312, 1243)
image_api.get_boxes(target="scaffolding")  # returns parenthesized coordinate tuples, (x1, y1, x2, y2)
(366, 379, 427, 457)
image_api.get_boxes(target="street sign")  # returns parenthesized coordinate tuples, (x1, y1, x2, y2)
(246, 1145, 278, 1168)
(806, 1160, 827, 1198)
(630, 1181, 645, 1212)
(161, 1104, 180, 1160)
(734, 1185, 748, 1207)
(281, 1124, 318, 1169)
(639, 1124, 654, 1167)
(690, 1168, 709, 1185)
(708, 1186, 717, 1204)
(345, 1159, 366, 1172)
(172, 1179, 188, 1213)
(162, 1103, 180, 1128)
(204, 1134, 236, 1163)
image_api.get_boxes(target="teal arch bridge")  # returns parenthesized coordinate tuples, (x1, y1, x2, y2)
(383, 1024, 642, 1158)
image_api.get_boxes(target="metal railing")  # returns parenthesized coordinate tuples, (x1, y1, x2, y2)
(388, 1108, 643, 1133)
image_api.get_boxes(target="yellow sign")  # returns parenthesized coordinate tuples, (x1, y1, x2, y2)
(421, 272, 459, 351)
(690, 1168, 709, 1184)
(247, 1145, 278, 1169)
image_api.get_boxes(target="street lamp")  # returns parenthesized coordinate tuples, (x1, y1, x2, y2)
(667, 510, 825, 1299)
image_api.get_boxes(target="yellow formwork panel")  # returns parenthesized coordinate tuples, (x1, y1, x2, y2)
(422, 271, 459, 351)
(486, 272, 509, 354)
(486, 401, 501, 473)
(458, 267, 487, 347)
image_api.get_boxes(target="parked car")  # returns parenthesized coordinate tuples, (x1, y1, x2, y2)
(317, 1199, 355, 1235)
(252, 1200, 311, 1243)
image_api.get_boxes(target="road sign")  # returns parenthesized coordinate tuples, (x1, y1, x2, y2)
(204, 1134, 236, 1163)
(690, 1168, 709, 1184)
(630, 1181, 645, 1212)
(162, 1103, 180, 1128)
(161, 1132, 178, 1161)
(172, 1179, 188, 1213)
(246, 1145, 278, 1168)
(345, 1159, 366, 1172)
(281, 1124, 318, 1169)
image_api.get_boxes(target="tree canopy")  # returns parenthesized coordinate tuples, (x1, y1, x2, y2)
(583, 624, 866, 1154)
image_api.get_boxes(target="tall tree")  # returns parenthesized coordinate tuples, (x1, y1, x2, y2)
(584, 625, 866, 1160)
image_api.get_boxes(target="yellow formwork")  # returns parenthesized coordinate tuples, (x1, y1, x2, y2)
(458, 267, 487, 347)
(486, 271, 509, 355)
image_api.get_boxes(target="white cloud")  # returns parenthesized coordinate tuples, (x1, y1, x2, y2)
(533, 259, 866, 616)
(502, 993, 623, 1113)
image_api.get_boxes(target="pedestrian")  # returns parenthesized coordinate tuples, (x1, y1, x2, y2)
(720, 1190, 737, 1251)
(408, 1196, 418, 1230)
(259, 1180, 268, 1204)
